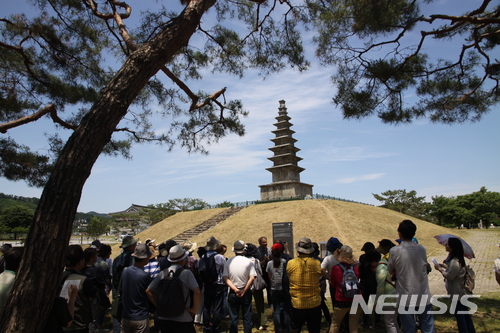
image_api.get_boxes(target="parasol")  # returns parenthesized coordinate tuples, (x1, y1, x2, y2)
(434, 234, 475, 259)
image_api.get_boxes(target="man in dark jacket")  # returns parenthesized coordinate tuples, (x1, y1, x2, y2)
(61, 244, 98, 333)
(112, 236, 138, 289)
(112, 236, 138, 333)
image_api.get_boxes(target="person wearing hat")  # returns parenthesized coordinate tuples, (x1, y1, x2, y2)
(199, 236, 226, 333)
(181, 241, 198, 275)
(158, 239, 178, 271)
(120, 244, 154, 333)
(146, 245, 201, 333)
(286, 237, 327, 333)
(222, 240, 257, 333)
(375, 239, 399, 333)
(111, 236, 138, 333)
(321, 237, 343, 310)
(387, 220, 434, 333)
(329, 245, 363, 333)
(112, 236, 138, 290)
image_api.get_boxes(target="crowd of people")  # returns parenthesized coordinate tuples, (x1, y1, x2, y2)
(0, 218, 494, 333)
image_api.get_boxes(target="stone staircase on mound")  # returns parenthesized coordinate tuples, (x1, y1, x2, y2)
(172, 206, 246, 243)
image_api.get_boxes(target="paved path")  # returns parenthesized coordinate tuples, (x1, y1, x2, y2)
(427, 229, 500, 296)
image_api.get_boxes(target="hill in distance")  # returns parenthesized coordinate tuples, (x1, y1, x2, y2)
(0, 193, 110, 219)
(115, 199, 459, 259)
(0, 193, 38, 211)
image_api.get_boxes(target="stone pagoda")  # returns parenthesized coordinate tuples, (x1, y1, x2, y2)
(259, 100, 313, 201)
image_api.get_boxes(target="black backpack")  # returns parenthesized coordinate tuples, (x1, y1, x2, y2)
(198, 253, 218, 285)
(155, 268, 188, 317)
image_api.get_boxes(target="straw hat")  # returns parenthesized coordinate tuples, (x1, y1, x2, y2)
(337, 245, 356, 265)
(232, 240, 246, 254)
(181, 241, 197, 253)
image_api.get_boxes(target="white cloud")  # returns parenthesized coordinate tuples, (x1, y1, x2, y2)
(336, 173, 386, 184)
(310, 145, 398, 162)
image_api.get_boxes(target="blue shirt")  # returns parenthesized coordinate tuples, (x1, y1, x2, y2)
(121, 266, 153, 320)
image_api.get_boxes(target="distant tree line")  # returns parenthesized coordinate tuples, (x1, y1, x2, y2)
(373, 187, 500, 228)
(0, 194, 231, 240)
(0, 206, 33, 240)
(0, 193, 38, 211)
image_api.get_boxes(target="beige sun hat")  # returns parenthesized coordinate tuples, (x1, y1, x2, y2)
(232, 240, 246, 254)
(337, 245, 356, 265)
(181, 241, 197, 253)
(168, 245, 189, 263)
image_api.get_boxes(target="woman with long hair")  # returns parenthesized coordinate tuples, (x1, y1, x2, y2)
(434, 237, 476, 333)
(246, 243, 268, 331)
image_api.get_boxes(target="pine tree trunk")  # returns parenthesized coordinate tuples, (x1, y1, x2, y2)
(0, 1, 215, 331)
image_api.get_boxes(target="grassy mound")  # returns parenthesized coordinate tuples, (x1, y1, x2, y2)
(123, 199, 457, 259)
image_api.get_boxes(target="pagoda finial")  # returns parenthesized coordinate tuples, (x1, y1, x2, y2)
(279, 100, 286, 108)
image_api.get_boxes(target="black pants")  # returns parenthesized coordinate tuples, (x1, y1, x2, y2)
(203, 283, 226, 333)
(290, 305, 322, 333)
(159, 319, 196, 333)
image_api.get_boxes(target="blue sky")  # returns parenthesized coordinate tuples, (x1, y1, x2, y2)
(1, 0, 499, 213)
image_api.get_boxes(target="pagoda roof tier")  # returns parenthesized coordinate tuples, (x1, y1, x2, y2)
(268, 144, 301, 153)
(271, 128, 295, 136)
(265, 164, 305, 173)
(273, 119, 293, 127)
(274, 115, 292, 125)
(270, 136, 297, 144)
(267, 154, 303, 163)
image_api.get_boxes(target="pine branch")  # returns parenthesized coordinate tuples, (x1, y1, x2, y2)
(0, 104, 77, 133)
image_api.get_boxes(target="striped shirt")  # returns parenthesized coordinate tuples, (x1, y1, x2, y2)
(286, 254, 322, 309)
(144, 258, 160, 278)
